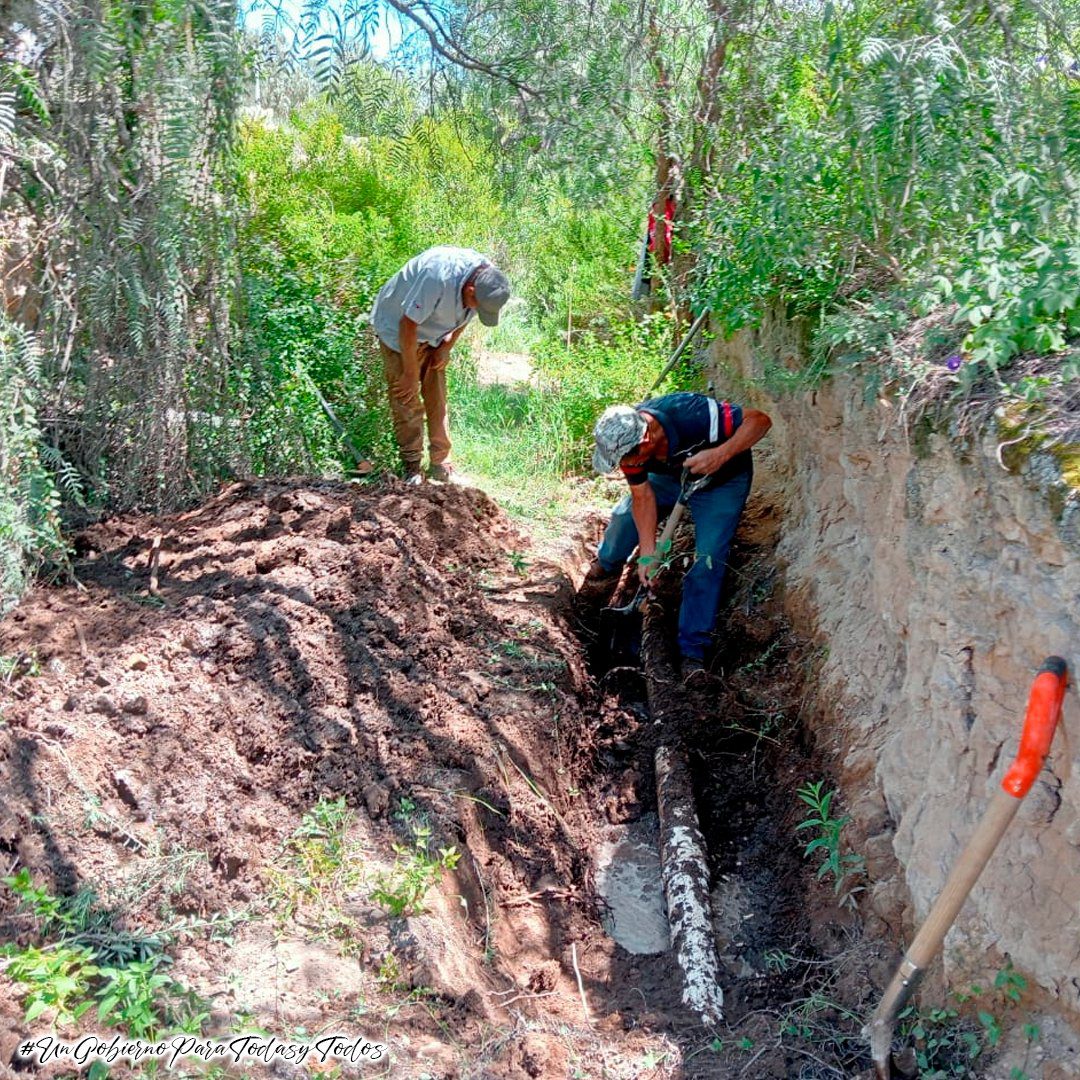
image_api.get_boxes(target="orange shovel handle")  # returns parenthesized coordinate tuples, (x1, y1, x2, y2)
(1001, 657, 1068, 799)
(869, 656, 1068, 1079)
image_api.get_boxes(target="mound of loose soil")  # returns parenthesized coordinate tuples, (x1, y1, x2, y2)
(0, 478, 675, 1078)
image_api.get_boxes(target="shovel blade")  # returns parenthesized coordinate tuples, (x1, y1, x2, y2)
(598, 605, 642, 661)
(602, 595, 644, 618)
(607, 616, 642, 661)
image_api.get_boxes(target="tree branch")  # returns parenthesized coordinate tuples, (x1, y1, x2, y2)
(383, 0, 541, 97)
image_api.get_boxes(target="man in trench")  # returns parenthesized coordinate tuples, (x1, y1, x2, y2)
(370, 246, 511, 483)
(584, 392, 772, 680)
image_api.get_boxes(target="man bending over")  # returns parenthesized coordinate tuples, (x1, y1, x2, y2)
(370, 246, 510, 483)
(586, 392, 772, 679)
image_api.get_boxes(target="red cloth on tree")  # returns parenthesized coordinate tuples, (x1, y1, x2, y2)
(646, 196, 676, 263)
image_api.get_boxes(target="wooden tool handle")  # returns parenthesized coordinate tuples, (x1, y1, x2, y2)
(868, 657, 1069, 1077)
(906, 656, 1067, 967)
(643, 500, 689, 582)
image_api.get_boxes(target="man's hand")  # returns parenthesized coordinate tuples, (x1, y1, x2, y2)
(637, 552, 656, 588)
(432, 325, 464, 371)
(392, 366, 421, 403)
(685, 446, 725, 476)
(685, 407, 773, 476)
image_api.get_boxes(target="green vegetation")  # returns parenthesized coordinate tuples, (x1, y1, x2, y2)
(0, 648, 41, 684)
(265, 795, 458, 929)
(899, 964, 1040, 1078)
(266, 797, 364, 950)
(794, 780, 865, 903)
(370, 808, 461, 918)
(1, 869, 207, 1036)
(691, 0, 1080, 430)
(446, 368, 586, 525)
(2, 0, 1077, 590)
(0, 319, 69, 611)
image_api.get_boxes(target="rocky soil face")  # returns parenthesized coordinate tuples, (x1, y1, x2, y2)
(710, 318, 1080, 1071)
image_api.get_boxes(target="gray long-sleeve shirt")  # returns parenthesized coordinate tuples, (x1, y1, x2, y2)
(369, 246, 486, 352)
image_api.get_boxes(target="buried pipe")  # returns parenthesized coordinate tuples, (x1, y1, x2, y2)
(866, 656, 1069, 1080)
(655, 743, 725, 1024)
(641, 595, 725, 1024)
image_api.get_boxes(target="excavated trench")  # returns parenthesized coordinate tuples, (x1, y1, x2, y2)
(0, 476, 1025, 1079)
(578, 500, 897, 1078)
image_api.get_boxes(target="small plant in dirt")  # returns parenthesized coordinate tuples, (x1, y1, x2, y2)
(763, 948, 794, 973)
(1, 869, 207, 1036)
(497, 639, 526, 659)
(375, 952, 403, 989)
(900, 1002, 983, 1076)
(508, 550, 529, 575)
(733, 637, 784, 678)
(794, 780, 865, 904)
(370, 822, 461, 918)
(3, 944, 98, 1025)
(778, 989, 864, 1059)
(266, 797, 362, 947)
(0, 650, 42, 685)
(900, 964, 1038, 1078)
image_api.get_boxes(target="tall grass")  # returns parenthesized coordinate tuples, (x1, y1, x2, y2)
(447, 314, 687, 531)
(448, 359, 578, 527)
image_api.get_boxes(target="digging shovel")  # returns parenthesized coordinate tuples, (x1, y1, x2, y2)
(865, 656, 1069, 1080)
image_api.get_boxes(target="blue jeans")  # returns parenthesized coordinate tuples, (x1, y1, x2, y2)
(597, 470, 752, 660)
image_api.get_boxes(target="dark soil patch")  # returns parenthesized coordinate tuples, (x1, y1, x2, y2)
(581, 493, 897, 1078)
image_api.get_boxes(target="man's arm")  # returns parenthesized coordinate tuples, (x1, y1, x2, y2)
(431, 323, 466, 371)
(629, 482, 659, 587)
(685, 408, 772, 476)
(394, 315, 421, 402)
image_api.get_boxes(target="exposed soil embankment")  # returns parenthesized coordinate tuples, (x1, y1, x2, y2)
(0, 471, 898, 1079)
(5, 463, 1069, 1079)
(710, 312, 1080, 1072)
(0, 478, 679, 1078)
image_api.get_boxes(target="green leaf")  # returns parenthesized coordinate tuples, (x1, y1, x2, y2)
(25, 998, 50, 1022)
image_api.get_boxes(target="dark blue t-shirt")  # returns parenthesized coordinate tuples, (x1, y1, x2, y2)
(619, 392, 752, 489)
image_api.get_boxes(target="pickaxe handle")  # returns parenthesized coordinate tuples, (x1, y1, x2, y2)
(641, 499, 690, 584)
(616, 500, 690, 615)
(613, 471, 710, 614)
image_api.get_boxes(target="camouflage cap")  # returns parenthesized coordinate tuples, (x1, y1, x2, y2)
(592, 405, 647, 474)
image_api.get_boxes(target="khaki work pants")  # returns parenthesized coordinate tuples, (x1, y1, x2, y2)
(379, 340, 451, 470)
